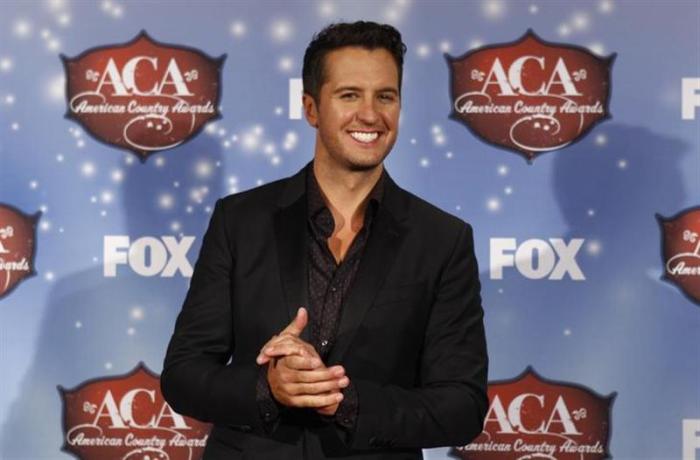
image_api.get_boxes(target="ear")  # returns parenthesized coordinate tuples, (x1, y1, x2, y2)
(303, 93, 318, 128)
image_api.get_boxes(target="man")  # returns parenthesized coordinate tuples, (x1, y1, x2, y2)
(162, 21, 488, 460)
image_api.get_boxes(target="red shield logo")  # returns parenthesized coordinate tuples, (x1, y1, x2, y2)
(657, 207, 700, 304)
(0, 204, 40, 300)
(62, 31, 224, 160)
(447, 30, 614, 161)
(59, 363, 211, 460)
(454, 367, 615, 460)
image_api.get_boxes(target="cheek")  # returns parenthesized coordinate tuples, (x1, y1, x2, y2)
(382, 108, 400, 128)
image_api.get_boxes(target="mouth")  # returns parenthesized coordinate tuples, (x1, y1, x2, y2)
(348, 131, 381, 145)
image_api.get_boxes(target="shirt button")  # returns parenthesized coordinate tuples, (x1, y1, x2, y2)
(321, 340, 329, 347)
(330, 286, 337, 292)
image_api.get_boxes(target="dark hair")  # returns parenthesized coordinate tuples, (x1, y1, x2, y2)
(302, 21, 407, 103)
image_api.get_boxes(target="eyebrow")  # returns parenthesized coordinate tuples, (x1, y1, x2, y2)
(333, 86, 399, 95)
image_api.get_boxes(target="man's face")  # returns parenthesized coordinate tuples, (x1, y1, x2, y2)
(304, 46, 401, 171)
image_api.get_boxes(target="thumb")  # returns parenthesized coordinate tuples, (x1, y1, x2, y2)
(283, 307, 308, 336)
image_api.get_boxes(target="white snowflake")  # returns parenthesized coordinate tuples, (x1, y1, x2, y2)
(81, 162, 96, 177)
(469, 39, 484, 50)
(586, 240, 602, 256)
(13, 19, 32, 39)
(230, 21, 247, 38)
(270, 19, 293, 43)
(129, 306, 144, 321)
(158, 193, 175, 209)
(47, 0, 66, 11)
(416, 44, 431, 59)
(57, 13, 71, 26)
(318, 1, 335, 17)
(599, 0, 614, 14)
(572, 12, 590, 31)
(195, 160, 213, 178)
(283, 131, 298, 151)
(0, 57, 14, 72)
(111, 169, 124, 183)
(588, 42, 606, 56)
(558, 24, 571, 37)
(486, 197, 501, 212)
(100, 190, 114, 204)
(278, 56, 294, 73)
(482, 0, 506, 20)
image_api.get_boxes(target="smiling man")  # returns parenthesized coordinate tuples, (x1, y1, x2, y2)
(162, 21, 488, 460)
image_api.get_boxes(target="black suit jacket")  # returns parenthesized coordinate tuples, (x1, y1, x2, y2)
(161, 166, 488, 459)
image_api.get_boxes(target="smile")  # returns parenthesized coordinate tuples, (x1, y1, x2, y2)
(349, 131, 380, 143)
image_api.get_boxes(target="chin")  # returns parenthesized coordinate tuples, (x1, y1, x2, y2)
(345, 153, 388, 171)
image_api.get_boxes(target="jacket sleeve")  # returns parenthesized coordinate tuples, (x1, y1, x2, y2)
(160, 198, 268, 434)
(325, 223, 488, 451)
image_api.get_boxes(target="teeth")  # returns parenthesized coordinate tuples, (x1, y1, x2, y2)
(350, 131, 379, 143)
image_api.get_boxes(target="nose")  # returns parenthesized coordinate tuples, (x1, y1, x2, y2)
(356, 96, 379, 125)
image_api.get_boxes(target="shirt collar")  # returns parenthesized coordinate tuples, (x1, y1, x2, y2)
(307, 163, 386, 233)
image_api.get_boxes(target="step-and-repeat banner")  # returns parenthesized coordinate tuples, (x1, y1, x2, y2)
(1, 1, 698, 459)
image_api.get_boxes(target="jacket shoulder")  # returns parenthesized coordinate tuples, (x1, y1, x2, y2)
(401, 188, 473, 238)
(217, 176, 289, 216)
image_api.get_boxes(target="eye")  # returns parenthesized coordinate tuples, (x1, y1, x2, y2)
(341, 92, 358, 100)
(379, 93, 397, 102)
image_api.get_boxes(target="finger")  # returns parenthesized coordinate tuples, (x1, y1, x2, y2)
(255, 334, 281, 364)
(316, 404, 338, 416)
(287, 377, 349, 396)
(279, 354, 325, 370)
(281, 307, 308, 337)
(263, 343, 315, 360)
(263, 336, 320, 359)
(256, 334, 317, 365)
(282, 362, 345, 382)
(293, 392, 344, 409)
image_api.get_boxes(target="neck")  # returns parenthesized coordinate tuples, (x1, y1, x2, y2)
(312, 158, 383, 228)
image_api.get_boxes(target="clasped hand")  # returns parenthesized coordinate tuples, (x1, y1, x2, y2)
(256, 308, 349, 416)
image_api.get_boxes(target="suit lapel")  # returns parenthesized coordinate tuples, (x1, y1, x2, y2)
(273, 166, 312, 343)
(327, 174, 409, 364)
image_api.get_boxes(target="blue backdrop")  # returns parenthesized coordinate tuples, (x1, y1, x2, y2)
(1, 1, 698, 459)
